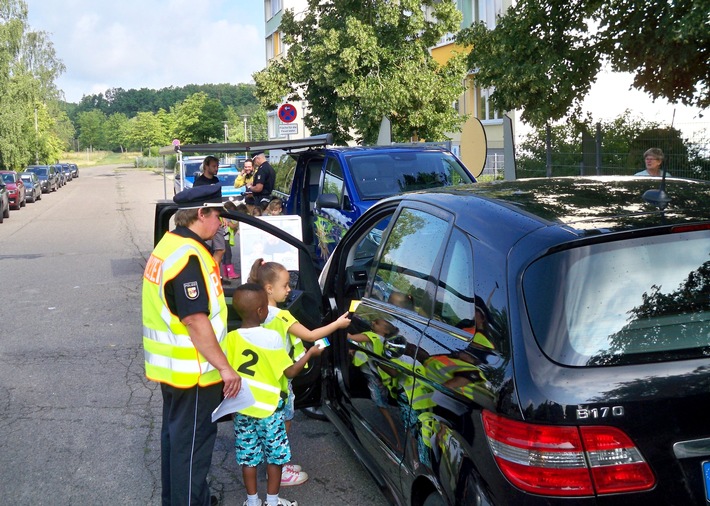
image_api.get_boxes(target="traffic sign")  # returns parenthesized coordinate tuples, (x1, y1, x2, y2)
(278, 103, 298, 123)
(279, 123, 299, 136)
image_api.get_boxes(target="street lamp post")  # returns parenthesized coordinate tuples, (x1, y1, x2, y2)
(223, 121, 228, 142)
(241, 115, 249, 142)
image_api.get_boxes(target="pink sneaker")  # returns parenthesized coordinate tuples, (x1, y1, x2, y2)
(280, 468, 308, 487)
(283, 464, 302, 473)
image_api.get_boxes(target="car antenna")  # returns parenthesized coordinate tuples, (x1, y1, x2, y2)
(642, 167, 671, 210)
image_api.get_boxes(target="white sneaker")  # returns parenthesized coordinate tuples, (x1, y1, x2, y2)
(280, 467, 308, 487)
(242, 500, 262, 506)
(283, 463, 302, 473)
(277, 499, 298, 506)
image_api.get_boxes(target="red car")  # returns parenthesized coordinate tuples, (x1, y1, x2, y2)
(0, 170, 26, 209)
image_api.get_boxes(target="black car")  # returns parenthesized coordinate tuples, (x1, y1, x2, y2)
(60, 163, 73, 182)
(19, 172, 42, 203)
(26, 165, 59, 192)
(53, 164, 66, 187)
(154, 176, 710, 505)
(69, 163, 79, 178)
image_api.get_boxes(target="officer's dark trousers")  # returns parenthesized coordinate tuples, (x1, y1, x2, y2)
(160, 382, 223, 506)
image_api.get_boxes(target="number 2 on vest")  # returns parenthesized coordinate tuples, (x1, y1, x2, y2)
(238, 349, 259, 376)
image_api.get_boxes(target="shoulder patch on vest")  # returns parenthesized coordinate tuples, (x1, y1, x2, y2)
(184, 281, 199, 300)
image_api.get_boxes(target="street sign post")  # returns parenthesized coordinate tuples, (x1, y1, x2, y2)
(278, 103, 298, 124)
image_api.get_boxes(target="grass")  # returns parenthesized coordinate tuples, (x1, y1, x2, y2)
(59, 150, 142, 168)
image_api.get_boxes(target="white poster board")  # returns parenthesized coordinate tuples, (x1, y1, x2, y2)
(239, 215, 303, 280)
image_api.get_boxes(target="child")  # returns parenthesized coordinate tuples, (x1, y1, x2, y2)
(227, 283, 325, 506)
(347, 318, 403, 449)
(248, 258, 351, 486)
(264, 197, 284, 216)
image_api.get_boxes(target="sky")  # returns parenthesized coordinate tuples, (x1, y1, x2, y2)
(26, 0, 266, 102)
(26, 0, 706, 140)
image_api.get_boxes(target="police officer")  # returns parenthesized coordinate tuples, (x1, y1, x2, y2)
(143, 185, 241, 506)
(247, 152, 276, 209)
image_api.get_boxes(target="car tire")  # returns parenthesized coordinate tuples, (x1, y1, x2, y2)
(21, 196, 26, 207)
(301, 406, 329, 421)
(422, 492, 447, 506)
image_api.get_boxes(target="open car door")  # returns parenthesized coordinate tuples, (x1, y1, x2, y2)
(153, 201, 328, 409)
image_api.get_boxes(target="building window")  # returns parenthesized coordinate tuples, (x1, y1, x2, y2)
(475, 0, 503, 29)
(265, 0, 282, 20)
(266, 32, 284, 61)
(475, 86, 501, 122)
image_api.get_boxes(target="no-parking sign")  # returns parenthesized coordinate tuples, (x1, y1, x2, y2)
(278, 103, 297, 123)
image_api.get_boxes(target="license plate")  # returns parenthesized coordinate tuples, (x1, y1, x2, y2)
(703, 461, 710, 502)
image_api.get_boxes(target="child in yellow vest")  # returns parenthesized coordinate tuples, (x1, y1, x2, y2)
(248, 258, 351, 485)
(227, 283, 324, 506)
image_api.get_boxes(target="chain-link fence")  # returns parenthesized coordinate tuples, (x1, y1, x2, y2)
(514, 122, 710, 180)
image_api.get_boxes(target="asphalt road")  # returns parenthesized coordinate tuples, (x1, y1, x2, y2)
(0, 164, 389, 506)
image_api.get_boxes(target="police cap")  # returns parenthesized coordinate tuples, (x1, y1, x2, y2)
(173, 185, 224, 209)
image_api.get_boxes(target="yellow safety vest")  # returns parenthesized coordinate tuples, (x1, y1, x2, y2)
(225, 329, 293, 418)
(351, 331, 384, 368)
(263, 308, 308, 368)
(142, 231, 228, 388)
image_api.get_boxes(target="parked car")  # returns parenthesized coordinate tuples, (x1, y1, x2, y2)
(0, 180, 9, 223)
(19, 172, 42, 203)
(215, 165, 246, 201)
(25, 165, 59, 192)
(152, 176, 710, 506)
(172, 156, 206, 194)
(53, 164, 66, 187)
(68, 163, 79, 178)
(0, 170, 26, 209)
(60, 163, 73, 182)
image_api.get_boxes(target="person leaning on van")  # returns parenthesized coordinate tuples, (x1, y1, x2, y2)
(248, 152, 276, 209)
(142, 185, 241, 506)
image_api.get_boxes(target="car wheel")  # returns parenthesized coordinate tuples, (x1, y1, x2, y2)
(21, 196, 26, 207)
(422, 492, 447, 506)
(301, 406, 329, 421)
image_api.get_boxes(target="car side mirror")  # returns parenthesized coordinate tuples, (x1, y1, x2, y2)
(316, 193, 340, 210)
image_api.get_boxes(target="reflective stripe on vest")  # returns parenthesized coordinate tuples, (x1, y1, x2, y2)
(142, 232, 228, 388)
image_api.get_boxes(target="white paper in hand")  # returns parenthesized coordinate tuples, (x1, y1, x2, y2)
(211, 381, 256, 422)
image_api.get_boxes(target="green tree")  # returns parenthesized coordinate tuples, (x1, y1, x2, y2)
(458, 0, 710, 127)
(77, 109, 106, 150)
(103, 113, 129, 152)
(125, 111, 167, 152)
(253, 0, 468, 145)
(0, 0, 65, 168)
(170, 92, 226, 144)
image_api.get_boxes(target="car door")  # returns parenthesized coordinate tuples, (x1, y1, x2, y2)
(322, 199, 453, 494)
(152, 201, 325, 408)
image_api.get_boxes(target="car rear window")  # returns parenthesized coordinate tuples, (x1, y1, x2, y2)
(523, 229, 710, 366)
(347, 151, 474, 200)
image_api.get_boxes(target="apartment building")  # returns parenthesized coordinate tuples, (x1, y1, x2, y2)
(262, 0, 514, 172)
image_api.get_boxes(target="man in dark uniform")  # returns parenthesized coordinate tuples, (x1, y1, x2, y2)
(248, 152, 276, 209)
(143, 185, 241, 506)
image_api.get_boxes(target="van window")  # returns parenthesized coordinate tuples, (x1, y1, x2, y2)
(323, 157, 344, 205)
(348, 151, 474, 200)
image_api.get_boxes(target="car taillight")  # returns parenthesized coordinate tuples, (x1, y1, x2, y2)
(482, 410, 655, 497)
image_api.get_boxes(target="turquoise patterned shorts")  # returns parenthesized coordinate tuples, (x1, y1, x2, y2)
(233, 401, 291, 467)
